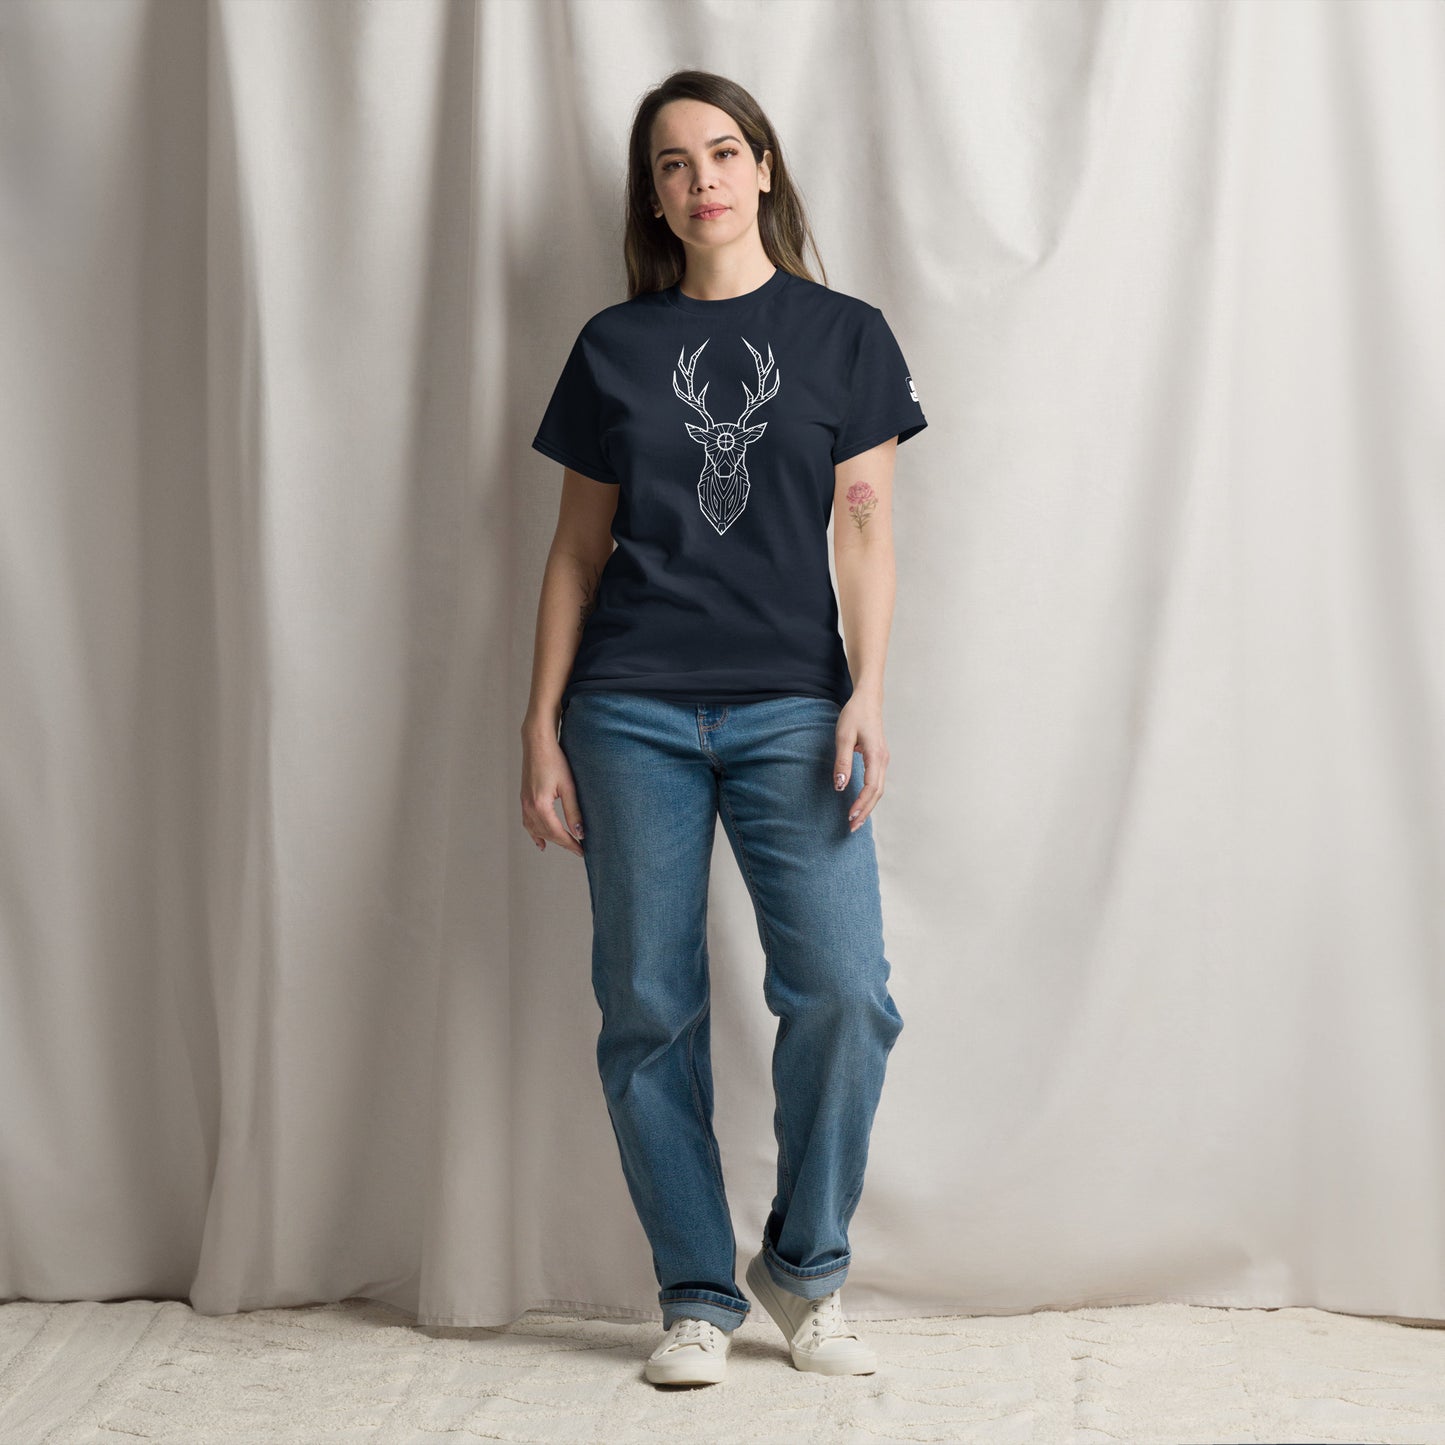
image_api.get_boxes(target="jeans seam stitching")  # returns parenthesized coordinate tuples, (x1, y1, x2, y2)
(685, 1003, 731, 1219)
(661, 1290, 747, 1310)
(716, 784, 793, 1200)
(766, 1251, 850, 1280)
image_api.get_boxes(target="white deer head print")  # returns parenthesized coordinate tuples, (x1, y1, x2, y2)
(671, 336, 780, 535)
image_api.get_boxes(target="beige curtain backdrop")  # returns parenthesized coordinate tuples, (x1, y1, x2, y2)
(3, 0, 1444, 1335)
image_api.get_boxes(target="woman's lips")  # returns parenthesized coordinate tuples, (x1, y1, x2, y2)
(691, 206, 728, 219)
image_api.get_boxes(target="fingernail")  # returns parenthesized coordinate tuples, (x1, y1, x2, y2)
(835, 773, 846, 789)
(573, 823, 584, 838)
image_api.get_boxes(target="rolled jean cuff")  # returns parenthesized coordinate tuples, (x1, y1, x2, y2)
(659, 1288, 750, 1332)
(761, 1242, 851, 1300)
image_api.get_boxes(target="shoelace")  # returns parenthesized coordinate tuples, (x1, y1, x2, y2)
(664, 1317, 723, 1353)
(802, 1290, 859, 1346)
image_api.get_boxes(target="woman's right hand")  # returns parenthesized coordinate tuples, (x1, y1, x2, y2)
(521, 730, 586, 857)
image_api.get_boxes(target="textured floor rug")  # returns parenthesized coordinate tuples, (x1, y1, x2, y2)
(2, 1298, 1444, 1442)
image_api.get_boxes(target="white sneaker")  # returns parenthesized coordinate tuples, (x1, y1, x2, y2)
(644, 1315, 731, 1385)
(745, 1248, 877, 1375)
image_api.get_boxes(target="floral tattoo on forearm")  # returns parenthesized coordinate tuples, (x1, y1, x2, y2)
(845, 480, 878, 532)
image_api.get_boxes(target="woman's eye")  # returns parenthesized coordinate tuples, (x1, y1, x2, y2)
(662, 148, 739, 173)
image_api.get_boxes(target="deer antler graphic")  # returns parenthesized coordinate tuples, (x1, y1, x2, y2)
(672, 339, 715, 427)
(671, 337, 780, 536)
(736, 339, 779, 425)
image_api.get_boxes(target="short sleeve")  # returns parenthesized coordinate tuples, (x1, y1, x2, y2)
(531, 325, 619, 485)
(832, 306, 928, 465)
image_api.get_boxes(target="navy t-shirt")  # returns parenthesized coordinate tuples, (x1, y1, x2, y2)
(531, 265, 927, 709)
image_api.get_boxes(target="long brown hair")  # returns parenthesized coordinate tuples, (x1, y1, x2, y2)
(624, 70, 827, 300)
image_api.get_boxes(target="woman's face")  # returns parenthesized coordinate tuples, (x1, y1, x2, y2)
(649, 99, 772, 251)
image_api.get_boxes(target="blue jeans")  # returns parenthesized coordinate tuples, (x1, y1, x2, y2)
(558, 690, 905, 1333)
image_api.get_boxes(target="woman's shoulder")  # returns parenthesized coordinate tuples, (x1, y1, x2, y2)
(779, 276, 888, 340)
(786, 272, 876, 309)
(571, 288, 669, 341)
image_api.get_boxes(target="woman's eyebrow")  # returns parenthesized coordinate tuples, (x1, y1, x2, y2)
(653, 134, 742, 163)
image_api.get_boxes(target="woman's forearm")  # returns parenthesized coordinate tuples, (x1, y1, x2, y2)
(834, 516, 896, 701)
(523, 545, 605, 740)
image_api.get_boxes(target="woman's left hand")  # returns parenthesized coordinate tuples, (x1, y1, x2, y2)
(833, 692, 888, 833)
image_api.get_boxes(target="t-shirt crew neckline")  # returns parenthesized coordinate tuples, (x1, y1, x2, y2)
(662, 265, 793, 316)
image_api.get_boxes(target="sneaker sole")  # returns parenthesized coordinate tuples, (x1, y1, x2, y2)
(745, 1251, 877, 1375)
(644, 1353, 727, 1386)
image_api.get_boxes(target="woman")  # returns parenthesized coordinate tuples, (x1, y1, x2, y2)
(520, 69, 926, 1388)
